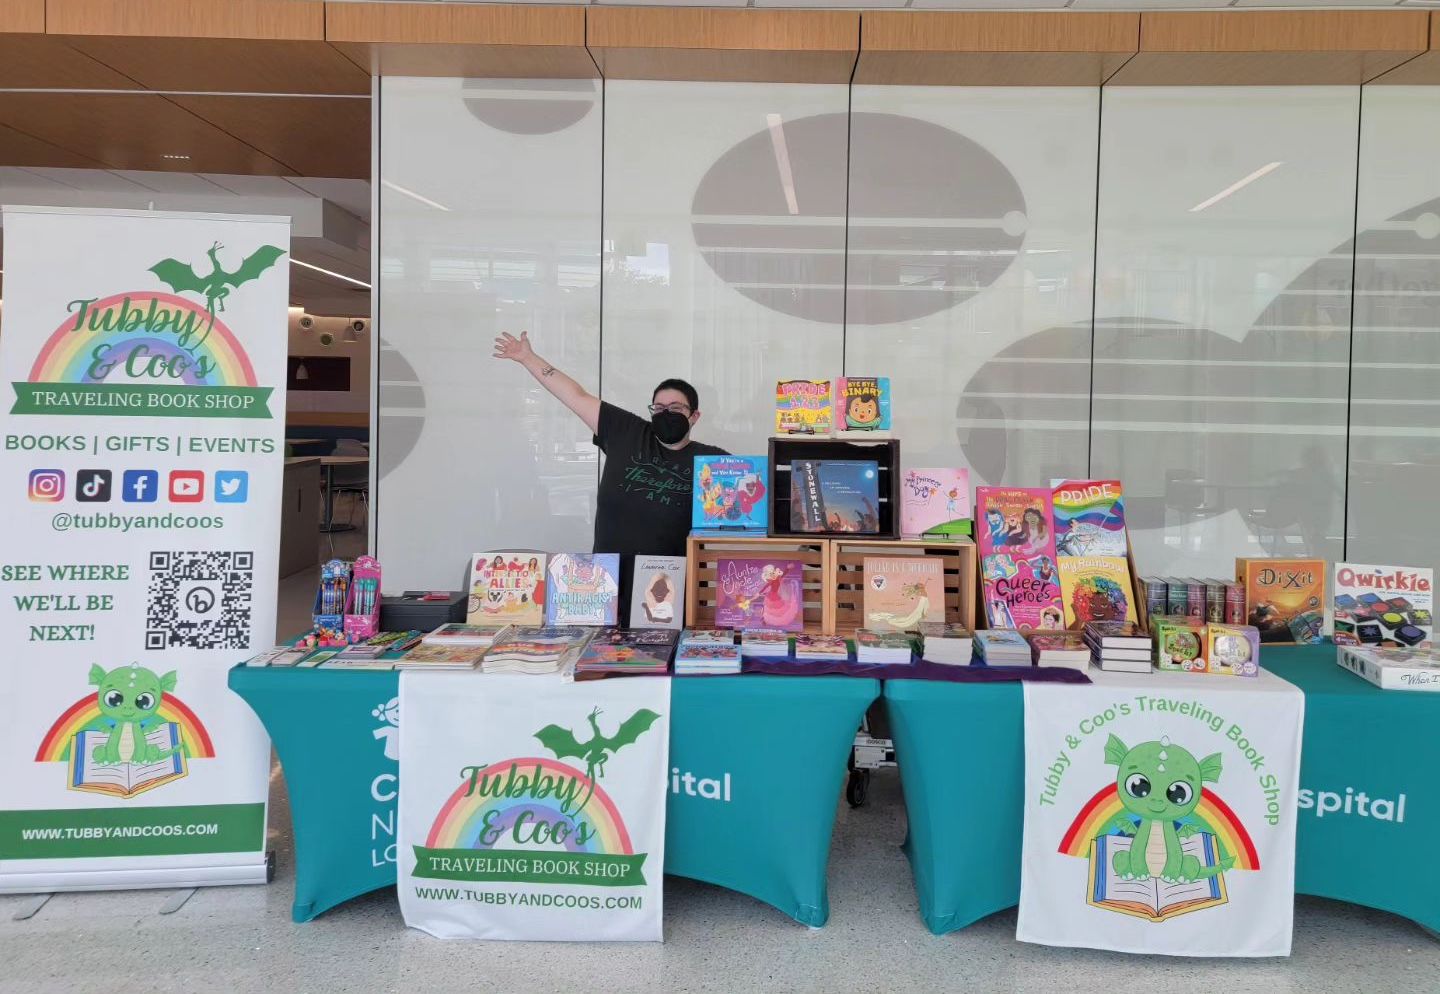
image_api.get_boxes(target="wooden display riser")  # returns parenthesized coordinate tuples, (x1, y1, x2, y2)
(685, 533, 975, 635)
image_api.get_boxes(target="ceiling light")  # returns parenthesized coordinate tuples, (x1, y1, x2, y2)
(162, 154, 191, 160)
(291, 258, 371, 289)
(766, 113, 799, 217)
(1189, 162, 1284, 213)
(382, 179, 451, 212)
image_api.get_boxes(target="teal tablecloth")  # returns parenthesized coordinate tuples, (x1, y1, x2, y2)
(884, 645, 1440, 935)
(229, 668, 876, 925)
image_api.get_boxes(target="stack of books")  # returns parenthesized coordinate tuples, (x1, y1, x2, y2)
(918, 623, 974, 665)
(741, 629, 791, 658)
(676, 630, 741, 675)
(1084, 621, 1153, 673)
(575, 629, 677, 676)
(794, 634, 850, 662)
(482, 627, 592, 676)
(396, 643, 486, 670)
(423, 623, 511, 650)
(1336, 643, 1440, 691)
(244, 645, 310, 668)
(1028, 632, 1091, 672)
(975, 630, 1031, 666)
(855, 629, 915, 664)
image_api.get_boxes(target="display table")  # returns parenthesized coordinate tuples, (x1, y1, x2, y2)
(885, 644, 1440, 935)
(229, 667, 876, 925)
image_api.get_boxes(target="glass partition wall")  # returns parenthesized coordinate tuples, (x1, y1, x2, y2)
(376, 75, 1439, 589)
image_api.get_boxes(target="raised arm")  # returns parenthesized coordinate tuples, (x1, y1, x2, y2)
(492, 331, 601, 434)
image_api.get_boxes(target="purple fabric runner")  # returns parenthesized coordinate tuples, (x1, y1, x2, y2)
(734, 654, 1091, 684)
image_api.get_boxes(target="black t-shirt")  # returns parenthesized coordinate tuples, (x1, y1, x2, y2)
(593, 402, 727, 558)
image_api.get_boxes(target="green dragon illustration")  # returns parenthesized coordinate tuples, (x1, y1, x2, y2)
(149, 241, 285, 316)
(84, 664, 180, 766)
(535, 707, 660, 785)
(1103, 734, 1234, 884)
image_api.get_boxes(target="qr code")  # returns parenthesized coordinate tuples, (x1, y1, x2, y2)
(146, 551, 254, 651)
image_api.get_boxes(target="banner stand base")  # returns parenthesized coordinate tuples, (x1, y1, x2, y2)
(0, 860, 269, 895)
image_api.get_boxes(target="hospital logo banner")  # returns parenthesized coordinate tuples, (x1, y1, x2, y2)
(398, 673, 670, 941)
(1018, 671, 1303, 957)
(0, 206, 287, 891)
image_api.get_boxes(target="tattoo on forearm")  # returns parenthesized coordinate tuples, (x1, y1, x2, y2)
(540, 365, 556, 378)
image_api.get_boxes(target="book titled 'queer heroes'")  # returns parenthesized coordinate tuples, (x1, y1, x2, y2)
(544, 553, 620, 626)
(790, 460, 881, 534)
(693, 455, 768, 531)
(714, 558, 804, 632)
(900, 468, 971, 538)
(775, 379, 833, 435)
(976, 487, 1062, 630)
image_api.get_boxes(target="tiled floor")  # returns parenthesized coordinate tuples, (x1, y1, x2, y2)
(4, 504, 1438, 992)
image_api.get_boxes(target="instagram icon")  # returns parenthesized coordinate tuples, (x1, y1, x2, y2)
(28, 469, 65, 502)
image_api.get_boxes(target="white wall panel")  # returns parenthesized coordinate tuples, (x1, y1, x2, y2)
(377, 77, 602, 588)
(601, 80, 849, 455)
(1090, 86, 1359, 577)
(846, 85, 1098, 487)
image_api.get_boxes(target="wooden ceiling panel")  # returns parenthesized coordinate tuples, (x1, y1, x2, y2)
(0, 34, 143, 88)
(61, 36, 371, 94)
(586, 8, 860, 83)
(0, 121, 106, 169)
(46, 0, 325, 41)
(0, 0, 43, 34)
(0, 93, 292, 175)
(326, 1, 596, 78)
(166, 94, 370, 179)
(1110, 10, 1429, 84)
(855, 11, 1138, 85)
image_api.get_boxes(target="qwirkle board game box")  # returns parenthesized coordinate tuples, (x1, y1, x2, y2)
(1235, 557, 1325, 645)
(1332, 562, 1432, 648)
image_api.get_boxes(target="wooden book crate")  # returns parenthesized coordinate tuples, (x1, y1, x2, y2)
(685, 534, 832, 633)
(831, 538, 977, 636)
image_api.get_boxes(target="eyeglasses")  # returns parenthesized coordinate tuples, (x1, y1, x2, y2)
(648, 403, 692, 416)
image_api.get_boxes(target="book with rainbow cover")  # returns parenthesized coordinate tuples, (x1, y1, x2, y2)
(1051, 479, 1128, 557)
(1058, 556, 1137, 630)
(775, 379, 833, 435)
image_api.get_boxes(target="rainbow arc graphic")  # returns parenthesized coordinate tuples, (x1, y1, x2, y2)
(35, 694, 215, 762)
(1059, 784, 1259, 870)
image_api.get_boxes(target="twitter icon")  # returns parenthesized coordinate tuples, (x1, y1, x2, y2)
(214, 470, 249, 504)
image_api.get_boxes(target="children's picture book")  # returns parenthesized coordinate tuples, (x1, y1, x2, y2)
(575, 628, 678, 675)
(740, 628, 792, 658)
(900, 468, 971, 538)
(862, 556, 944, 632)
(775, 379, 833, 435)
(1235, 557, 1325, 644)
(981, 552, 1063, 631)
(483, 626, 593, 675)
(544, 553, 621, 626)
(630, 555, 687, 630)
(714, 558, 804, 632)
(69, 724, 186, 799)
(1332, 562, 1433, 648)
(1057, 556, 1136, 629)
(692, 455, 768, 531)
(467, 552, 546, 627)
(974, 487, 1057, 560)
(835, 376, 891, 432)
(1051, 479, 1128, 557)
(1088, 834, 1226, 922)
(790, 460, 881, 534)
(396, 644, 485, 669)
(793, 634, 850, 661)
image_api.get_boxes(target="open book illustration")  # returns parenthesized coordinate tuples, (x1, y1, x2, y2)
(1088, 833, 1227, 922)
(69, 723, 187, 799)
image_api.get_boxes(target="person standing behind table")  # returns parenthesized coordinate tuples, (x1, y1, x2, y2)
(492, 331, 728, 619)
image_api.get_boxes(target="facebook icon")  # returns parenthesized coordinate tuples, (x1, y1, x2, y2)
(123, 469, 159, 503)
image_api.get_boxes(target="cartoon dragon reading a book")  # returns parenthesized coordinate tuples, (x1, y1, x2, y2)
(1101, 734, 1233, 884)
(85, 663, 181, 766)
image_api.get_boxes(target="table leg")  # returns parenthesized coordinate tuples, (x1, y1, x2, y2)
(320, 462, 356, 534)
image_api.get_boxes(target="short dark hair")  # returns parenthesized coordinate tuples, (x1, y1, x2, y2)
(653, 378, 699, 412)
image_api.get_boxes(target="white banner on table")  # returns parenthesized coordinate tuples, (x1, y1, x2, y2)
(398, 672, 670, 941)
(0, 206, 287, 892)
(1018, 669, 1303, 957)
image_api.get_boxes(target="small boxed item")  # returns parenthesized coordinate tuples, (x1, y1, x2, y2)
(380, 590, 467, 633)
(1205, 623, 1260, 677)
(344, 555, 381, 642)
(1235, 557, 1325, 644)
(1154, 616, 1206, 673)
(312, 559, 352, 645)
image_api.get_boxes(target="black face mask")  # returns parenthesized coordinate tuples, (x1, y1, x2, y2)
(651, 410, 691, 446)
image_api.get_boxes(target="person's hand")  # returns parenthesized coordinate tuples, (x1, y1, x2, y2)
(493, 330, 534, 363)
